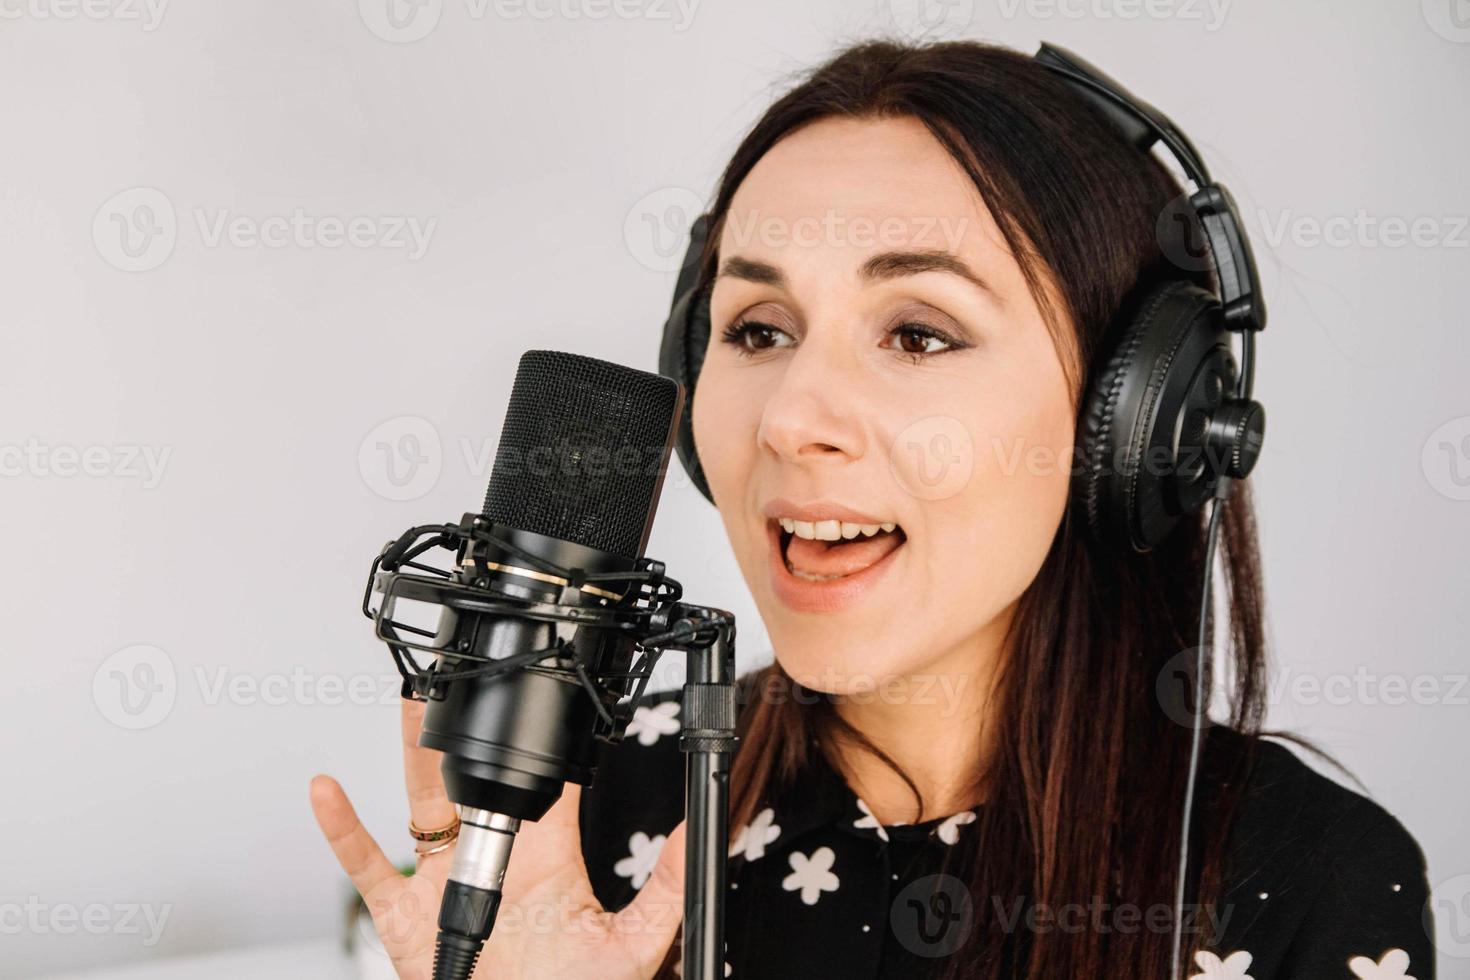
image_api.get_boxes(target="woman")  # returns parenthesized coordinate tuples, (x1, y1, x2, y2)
(310, 39, 1434, 979)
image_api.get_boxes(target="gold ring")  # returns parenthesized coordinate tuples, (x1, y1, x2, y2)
(410, 815, 461, 843)
(415, 838, 456, 858)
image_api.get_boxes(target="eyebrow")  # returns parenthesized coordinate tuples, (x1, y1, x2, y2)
(716, 249, 996, 299)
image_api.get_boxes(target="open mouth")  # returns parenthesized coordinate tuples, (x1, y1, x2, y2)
(775, 517, 908, 583)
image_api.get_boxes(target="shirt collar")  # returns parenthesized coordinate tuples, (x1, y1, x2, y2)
(734, 737, 980, 863)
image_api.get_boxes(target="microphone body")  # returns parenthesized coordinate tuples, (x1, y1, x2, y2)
(421, 526, 645, 819)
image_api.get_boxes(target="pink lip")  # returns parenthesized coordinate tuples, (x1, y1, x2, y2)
(764, 514, 905, 614)
(761, 497, 894, 526)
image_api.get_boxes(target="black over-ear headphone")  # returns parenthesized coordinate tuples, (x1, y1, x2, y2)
(657, 42, 1267, 553)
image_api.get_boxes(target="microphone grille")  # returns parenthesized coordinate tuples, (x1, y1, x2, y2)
(482, 350, 683, 559)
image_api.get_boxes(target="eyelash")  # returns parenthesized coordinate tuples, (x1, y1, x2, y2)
(719, 319, 970, 364)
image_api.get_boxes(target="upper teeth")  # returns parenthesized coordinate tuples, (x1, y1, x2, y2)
(779, 518, 897, 540)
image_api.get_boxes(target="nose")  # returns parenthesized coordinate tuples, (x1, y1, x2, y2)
(756, 339, 867, 469)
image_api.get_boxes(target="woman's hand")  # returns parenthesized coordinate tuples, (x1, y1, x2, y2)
(310, 697, 687, 980)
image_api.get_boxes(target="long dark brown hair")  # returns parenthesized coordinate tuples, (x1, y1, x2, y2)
(656, 38, 1268, 979)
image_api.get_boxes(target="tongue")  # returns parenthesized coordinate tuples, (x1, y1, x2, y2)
(786, 530, 903, 578)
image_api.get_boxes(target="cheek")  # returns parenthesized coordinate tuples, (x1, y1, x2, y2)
(896, 357, 1076, 606)
(690, 359, 760, 507)
(979, 374, 1075, 529)
(889, 378, 1074, 517)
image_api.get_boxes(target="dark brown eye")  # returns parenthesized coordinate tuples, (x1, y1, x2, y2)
(720, 320, 795, 355)
(886, 324, 958, 357)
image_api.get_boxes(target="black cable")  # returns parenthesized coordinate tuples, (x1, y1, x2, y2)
(1170, 475, 1231, 980)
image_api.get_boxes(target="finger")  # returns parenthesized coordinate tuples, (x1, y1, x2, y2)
(401, 698, 457, 831)
(309, 774, 400, 900)
(620, 819, 687, 965)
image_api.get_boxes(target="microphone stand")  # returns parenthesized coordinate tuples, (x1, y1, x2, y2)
(649, 603, 738, 980)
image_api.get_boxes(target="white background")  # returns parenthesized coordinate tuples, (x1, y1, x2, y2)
(2, 0, 1467, 976)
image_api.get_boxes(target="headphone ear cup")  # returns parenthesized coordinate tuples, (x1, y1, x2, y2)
(1075, 280, 1231, 552)
(675, 286, 714, 504)
(656, 214, 715, 504)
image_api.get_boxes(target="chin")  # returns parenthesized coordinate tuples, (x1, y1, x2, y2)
(763, 619, 928, 695)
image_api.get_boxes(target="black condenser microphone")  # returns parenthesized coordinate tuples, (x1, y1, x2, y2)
(364, 350, 688, 980)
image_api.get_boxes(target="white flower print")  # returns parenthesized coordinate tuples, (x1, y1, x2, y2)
(1349, 948, 1415, 980)
(853, 798, 889, 841)
(935, 809, 977, 845)
(1189, 950, 1254, 980)
(625, 700, 680, 746)
(782, 846, 841, 906)
(612, 830, 667, 889)
(672, 940, 732, 977)
(729, 807, 781, 862)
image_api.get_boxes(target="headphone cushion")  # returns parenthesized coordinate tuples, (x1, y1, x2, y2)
(657, 284, 715, 504)
(656, 214, 717, 504)
(1076, 280, 1220, 550)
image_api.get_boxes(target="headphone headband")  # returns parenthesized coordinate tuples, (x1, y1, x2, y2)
(1034, 42, 1266, 339)
(1034, 43, 1211, 185)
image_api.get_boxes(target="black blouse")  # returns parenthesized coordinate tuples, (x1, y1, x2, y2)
(578, 683, 1435, 979)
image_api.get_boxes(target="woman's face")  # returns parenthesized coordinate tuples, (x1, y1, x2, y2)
(692, 115, 1078, 695)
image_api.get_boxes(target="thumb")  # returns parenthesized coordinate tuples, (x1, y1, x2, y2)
(617, 819, 687, 966)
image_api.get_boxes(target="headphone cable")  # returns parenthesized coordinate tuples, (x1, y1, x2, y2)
(1170, 474, 1231, 980)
